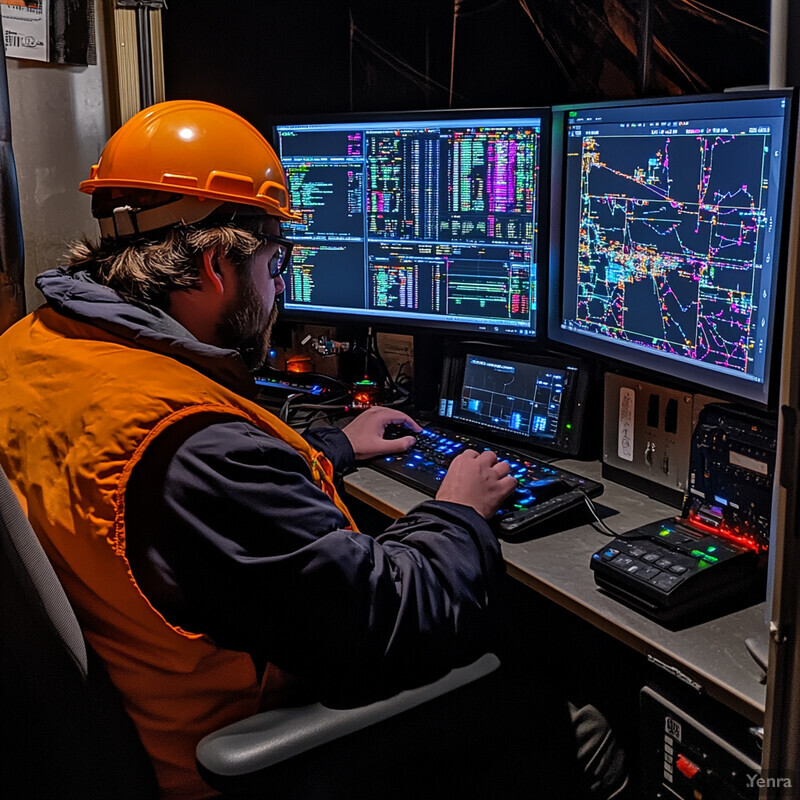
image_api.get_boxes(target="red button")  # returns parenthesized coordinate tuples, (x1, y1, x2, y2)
(676, 754, 701, 779)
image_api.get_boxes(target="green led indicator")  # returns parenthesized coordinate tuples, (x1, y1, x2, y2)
(691, 549, 705, 558)
(698, 560, 711, 570)
(660, 529, 671, 537)
(707, 546, 717, 553)
(569, 111, 578, 118)
(704, 554, 719, 563)
(566, 423, 572, 430)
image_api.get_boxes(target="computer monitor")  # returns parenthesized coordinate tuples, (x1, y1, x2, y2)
(273, 108, 549, 339)
(548, 90, 796, 406)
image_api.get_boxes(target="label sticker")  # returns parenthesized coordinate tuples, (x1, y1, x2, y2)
(618, 387, 635, 462)
(665, 716, 682, 742)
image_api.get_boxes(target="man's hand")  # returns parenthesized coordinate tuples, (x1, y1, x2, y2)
(341, 406, 422, 460)
(435, 449, 517, 519)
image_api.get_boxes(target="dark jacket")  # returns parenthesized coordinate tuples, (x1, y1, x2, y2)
(35, 268, 505, 700)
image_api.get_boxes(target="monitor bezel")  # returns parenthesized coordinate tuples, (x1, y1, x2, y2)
(270, 106, 551, 342)
(546, 88, 797, 409)
(433, 341, 593, 458)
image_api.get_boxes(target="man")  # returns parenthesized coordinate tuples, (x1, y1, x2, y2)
(0, 100, 520, 798)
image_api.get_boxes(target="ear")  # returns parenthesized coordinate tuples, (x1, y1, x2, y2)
(200, 249, 225, 295)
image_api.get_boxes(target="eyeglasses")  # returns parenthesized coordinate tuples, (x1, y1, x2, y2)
(249, 231, 294, 278)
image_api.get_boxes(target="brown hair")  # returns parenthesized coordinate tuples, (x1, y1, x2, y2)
(64, 225, 262, 309)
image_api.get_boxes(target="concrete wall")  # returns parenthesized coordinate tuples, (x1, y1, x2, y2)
(5, 0, 109, 312)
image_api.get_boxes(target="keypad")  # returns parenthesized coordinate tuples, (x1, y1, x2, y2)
(592, 522, 747, 595)
(371, 425, 604, 534)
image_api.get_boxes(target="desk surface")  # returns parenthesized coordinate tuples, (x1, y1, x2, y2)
(344, 461, 768, 724)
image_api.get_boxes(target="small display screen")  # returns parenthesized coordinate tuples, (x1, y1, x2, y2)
(444, 353, 566, 440)
(437, 351, 586, 455)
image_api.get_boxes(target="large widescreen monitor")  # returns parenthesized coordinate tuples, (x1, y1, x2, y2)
(548, 90, 796, 406)
(273, 108, 549, 338)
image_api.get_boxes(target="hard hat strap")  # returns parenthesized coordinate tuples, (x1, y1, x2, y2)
(98, 195, 225, 239)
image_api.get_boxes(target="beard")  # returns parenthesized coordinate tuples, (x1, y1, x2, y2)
(216, 275, 279, 371)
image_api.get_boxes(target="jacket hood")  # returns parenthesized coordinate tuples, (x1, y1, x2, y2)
(35, 268, 257, 398)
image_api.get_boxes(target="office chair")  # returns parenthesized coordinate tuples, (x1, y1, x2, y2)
(0, 464, 499, 799)
(0, 465, 159, 799)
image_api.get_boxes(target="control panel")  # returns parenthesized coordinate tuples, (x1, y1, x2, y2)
(640, 686, 763, 799)
(683, 403, 777, 552)
(592, 403, 775, 623)
(591, 519, 760, 623)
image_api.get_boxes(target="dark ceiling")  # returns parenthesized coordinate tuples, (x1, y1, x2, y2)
(162, 0, 770, 134)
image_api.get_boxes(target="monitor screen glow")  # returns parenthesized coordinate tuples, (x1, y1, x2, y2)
(274, 110, 548, 338)
(548, 91, 795, 406)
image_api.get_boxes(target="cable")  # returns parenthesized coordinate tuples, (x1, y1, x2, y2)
(351, 23, 460, 98)
(671, 0, 768, 35)
(259, 366, 352, 394)
(457, 0, 510, 19)
(296, 409, 345, 435)
(341, 329, 409, 403)
(278, 392, 304, 423)
(366, 328, 404, 397)
(582, 493, 622, 538)
(517, 0, 578, 93)
(281, 388, 353, 424)
(393, 360, 412, 384)
(288, 403, 351, 414)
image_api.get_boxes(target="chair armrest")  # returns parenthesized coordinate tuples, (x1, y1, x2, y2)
(196, 652, 500, 778)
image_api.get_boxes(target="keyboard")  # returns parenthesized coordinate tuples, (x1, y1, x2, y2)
(370, 425, 603, 537)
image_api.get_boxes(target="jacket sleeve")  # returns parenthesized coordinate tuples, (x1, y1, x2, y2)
(125, 417, 505, 699)
(302, 425, 355, 476)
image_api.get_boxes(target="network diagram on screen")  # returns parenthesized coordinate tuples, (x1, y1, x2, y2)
(559, 95, 789, 388)
(275, 115, 542, 336)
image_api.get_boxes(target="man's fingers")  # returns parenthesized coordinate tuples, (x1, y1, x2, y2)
(475, 448, 498, 464)
(493, 460, 513, 477)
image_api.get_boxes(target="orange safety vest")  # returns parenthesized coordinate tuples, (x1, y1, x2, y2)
(0, 307, 358, 799)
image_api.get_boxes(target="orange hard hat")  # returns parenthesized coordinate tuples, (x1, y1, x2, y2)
(80, 100, 299, 237)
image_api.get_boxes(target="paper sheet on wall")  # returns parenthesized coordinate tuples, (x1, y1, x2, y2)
(1, 1, 48, 63)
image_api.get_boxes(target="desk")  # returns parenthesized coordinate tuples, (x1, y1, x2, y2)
(345, 460, 768, 725)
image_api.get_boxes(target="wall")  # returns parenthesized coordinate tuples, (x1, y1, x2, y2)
(4, 0, 109, 312)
